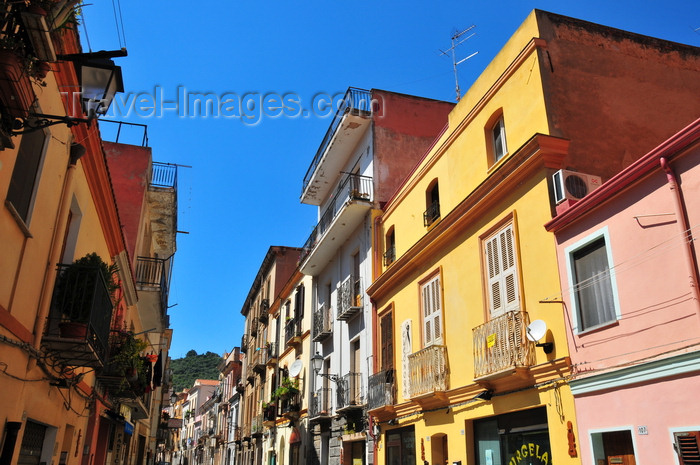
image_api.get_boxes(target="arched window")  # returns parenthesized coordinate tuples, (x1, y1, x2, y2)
(423, 179, 440, 227)
(485, 110, 508, 164)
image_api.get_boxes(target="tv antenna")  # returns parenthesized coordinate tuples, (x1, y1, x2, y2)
(439, 25, 478, 101)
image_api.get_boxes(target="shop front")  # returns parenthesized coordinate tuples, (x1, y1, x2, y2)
(474, 407, 550, 465)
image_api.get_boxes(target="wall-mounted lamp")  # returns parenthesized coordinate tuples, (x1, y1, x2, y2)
(526, 320, 554, 354)
(11, 50, 125, 135)
(311, 352, 340, 383)
(387, 419, 398, 426)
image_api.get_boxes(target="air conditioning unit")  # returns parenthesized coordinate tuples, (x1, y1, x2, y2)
(552, 169, 602, 204)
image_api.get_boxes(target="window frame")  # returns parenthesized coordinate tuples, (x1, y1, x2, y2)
(491, 116, 508, 163)
(384, 226, 396, 266)
(5, 126, 50, 233)
(423, 179, 440, 227)
(565, 227, 621, 334)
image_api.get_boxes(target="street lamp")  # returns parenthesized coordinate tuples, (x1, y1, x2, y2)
(311, 352, 340, 383)
(11, 51, 125, 135)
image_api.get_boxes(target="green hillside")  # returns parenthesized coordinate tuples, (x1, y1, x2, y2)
(171, 350, 222, 392)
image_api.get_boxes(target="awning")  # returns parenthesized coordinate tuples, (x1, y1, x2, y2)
(289, 427, 301, 444)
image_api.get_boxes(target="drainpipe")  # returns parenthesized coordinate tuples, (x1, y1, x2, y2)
(29, 143, 86, 368)
(660, 157, 700, 319)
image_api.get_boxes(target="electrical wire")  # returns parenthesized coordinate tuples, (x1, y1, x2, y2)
(79, 1, 93, 53)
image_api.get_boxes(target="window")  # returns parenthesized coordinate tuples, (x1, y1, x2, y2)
(566, 229, 619, 332)
(420, 273, 442, 346)
(674, 431, 700, 464)
(384, 227, 396, 266)
(483, 223, 519, 317)
(590, 430, 637, 465)
(491, 116, 508, 163)
(424, 180, 440, 227)
(5, 128, 49, 228)
(380, 311, 394, 371)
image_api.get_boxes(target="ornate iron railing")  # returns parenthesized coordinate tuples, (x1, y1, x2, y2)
(285, 317, 302, 346)
(337, 275, 362, 321)
(135, 255, 172, 315)
(423, 201, 441, 227)
(383, 246, 396, 266)
(337, 372, 364, 410)
(251, 414, 263, 436)
(301, 88, 373, 194)
(367, 369, 395, 411)
(43, 264, 113, 367)
(407, 345, 448, 398)
(300, 173, 373, 264)
(312, 303, 333, 341)
(309, 388, 332, 418)
(473, 310, 534, 379)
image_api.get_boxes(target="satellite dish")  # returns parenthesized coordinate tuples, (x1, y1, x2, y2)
(526, 320, 547, 342)
(289, 359, 303, 378)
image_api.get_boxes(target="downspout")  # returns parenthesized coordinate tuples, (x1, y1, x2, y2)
(660, 157, 700, 318)
(28, 143, 86, 368)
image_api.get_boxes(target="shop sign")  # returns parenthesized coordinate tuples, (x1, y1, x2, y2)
(124, 421, 134, 435)
(508, 443, 549, 465)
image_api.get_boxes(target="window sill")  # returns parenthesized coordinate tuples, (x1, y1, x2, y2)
(487, 152, 510, 174)
(5, 201, 32, 238)
(575, 319, 619, 337)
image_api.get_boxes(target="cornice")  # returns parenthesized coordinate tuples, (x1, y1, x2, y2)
(383, 38, 548, 218)
(368, 134, 569, 301)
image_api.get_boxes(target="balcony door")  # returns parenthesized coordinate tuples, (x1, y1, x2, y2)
(351, 340, 361, 404)
(484, 223, 519, 318)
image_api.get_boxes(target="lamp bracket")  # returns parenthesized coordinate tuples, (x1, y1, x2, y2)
(12, 113, 94, 135)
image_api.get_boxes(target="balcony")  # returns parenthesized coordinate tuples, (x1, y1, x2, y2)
(251, 346, 266, 375)
(263, 404, 277, 427)
(423, 202, 441, 227)
(312, 303, 333, 342)
(135, 255, 172, 320)
(265, 342, 278, 367)
(367, 369, 396, 418)
(309, 388, 332, 422)
(301, 88, 373, 205)
(300, 173, 373, 275)
(408, 345, 449, 408)
(280, 392, 301, 420)
(383, 247, 396, 267)
(251, 414, 263, 437)
(337, 372, 364, 412)
(232, 426, 241, 444)
(42, 264, 113, 368)
(473, 310, 535, 381)
(285, 318, 302, 347)
(337, 275, 363, 321)
(240, 334, 248, 354)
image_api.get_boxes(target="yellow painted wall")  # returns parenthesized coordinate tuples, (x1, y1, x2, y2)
(371, 10, 580, 465)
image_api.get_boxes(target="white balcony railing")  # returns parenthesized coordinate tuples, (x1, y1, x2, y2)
(407, 345, 448, 398)
(473, 310, 534, 379)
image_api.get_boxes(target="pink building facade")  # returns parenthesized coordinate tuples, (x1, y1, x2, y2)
(546, 119, 700, 465)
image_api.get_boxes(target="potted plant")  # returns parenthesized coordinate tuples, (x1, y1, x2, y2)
(54, 253, 120, 338)
(104, 330, 148, 394)
(272, 377, 300, 401)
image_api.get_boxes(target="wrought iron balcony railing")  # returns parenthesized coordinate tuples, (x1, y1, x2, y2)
(337, 372, 364, 411)
(309, 388, 332, 419)
(312, 303, 333, 342)
(337, 275, 362, 321)
(285, 317, 302, 346)
(135, 255, 172, 315)
(280, 392, 302, 419)
(301, 88, 373, 195)
(473, 310, 534, 380)
(407, 345, 448, 398)
(367, 369, 396, 411)
(423, 201, 441, 227)
(265, 342, 278, 366)
(300, 173, 373, 264)
(383, 247, 396, 266)
(43, 263, 113, 368)
(240, 334, 248, 354)
(251, 414, 263, 436)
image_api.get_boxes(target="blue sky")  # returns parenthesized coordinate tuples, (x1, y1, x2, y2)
(79, 1, 700, 358)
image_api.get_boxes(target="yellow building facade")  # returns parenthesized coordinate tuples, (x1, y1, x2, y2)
(367, 10, 700, 465)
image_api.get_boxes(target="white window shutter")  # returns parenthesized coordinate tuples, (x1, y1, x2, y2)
(486, 224, 519, 317)
(422, 275, 442, 346)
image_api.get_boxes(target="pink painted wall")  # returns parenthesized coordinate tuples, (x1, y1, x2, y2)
(551, 124, 700, 463)
(104, 141, 152, 262)
(574, 372, 700, 464)
(553, 138, 700, 374)
(372, 90, 454, 206)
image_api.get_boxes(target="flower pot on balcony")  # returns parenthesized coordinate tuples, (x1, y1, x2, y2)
(59, 321, 87, 339)
(0, 50, 35, 118)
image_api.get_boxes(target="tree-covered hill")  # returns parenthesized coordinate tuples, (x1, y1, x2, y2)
(171, 350, 222, 392)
